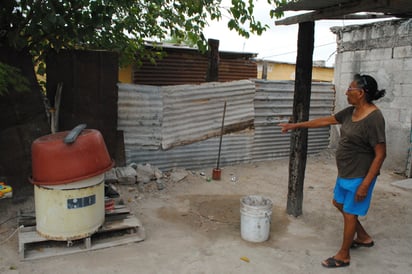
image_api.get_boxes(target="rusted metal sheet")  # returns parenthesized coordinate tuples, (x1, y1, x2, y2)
(133, 52, 208, 85)
(219, 59, 257, 82)
(133, 47, 257, 85)
(162, 80, 255, 150)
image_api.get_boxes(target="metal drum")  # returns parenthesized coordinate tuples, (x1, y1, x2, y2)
(34, 174, 105, 240)
(31, 124, 113, 240)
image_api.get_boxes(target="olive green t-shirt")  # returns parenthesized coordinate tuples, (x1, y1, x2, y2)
(334, 106, 386, 178)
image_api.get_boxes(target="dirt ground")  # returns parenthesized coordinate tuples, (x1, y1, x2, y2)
(1, 151, 411, 274)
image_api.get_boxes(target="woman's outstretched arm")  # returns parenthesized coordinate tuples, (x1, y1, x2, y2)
(278, 116, 339, 133)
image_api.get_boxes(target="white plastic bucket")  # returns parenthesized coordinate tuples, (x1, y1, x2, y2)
(240, 195, 273, 243)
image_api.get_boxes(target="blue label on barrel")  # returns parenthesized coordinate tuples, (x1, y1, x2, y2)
(67, 195, 96, 209)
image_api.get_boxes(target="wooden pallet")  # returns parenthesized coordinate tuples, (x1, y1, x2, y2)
(18, 205, 146, 260)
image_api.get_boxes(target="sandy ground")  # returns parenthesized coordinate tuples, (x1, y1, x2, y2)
(1, 151, 411, 274)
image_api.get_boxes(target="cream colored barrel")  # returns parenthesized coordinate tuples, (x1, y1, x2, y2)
(34, 174, 105, 241)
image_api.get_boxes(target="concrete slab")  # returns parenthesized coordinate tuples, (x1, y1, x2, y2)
(2, 157, 412, 274)
(391, 178, 412, 190)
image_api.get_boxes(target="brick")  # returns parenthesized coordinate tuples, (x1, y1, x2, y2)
(392, 96, 412, 109)
(382, 108, 400, 122)
(383, 59, 405, 73)
(396, 84, 412, 96)
(371, 48, 393, 61)
(360, 60, 384, 71)
(399, 108, 412, 124)
(371, 26, 387, 39)
(342, 32, 354, 43)
(393, 71, 412, 85)
(339, 61, 355, 73)
(393, 46, 412, 58)
(403, 59, 412, 71)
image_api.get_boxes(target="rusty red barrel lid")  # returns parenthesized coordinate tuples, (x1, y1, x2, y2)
(31, 128, 113, 185)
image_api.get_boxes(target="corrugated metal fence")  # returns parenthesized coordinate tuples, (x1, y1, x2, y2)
(118, 80, 335, 170)
(253, 80, 335, 160)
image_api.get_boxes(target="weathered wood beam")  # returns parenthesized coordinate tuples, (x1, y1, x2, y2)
(326, 13, 393, 20)
(275, 0, 389, 25)
(286, 21, 314, 217)
(164, 119, 254, 150)
(276, 0, 389, 12)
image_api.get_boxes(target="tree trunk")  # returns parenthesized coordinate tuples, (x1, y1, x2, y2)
(286, 21, 315, 217)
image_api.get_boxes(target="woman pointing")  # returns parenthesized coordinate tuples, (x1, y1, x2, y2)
(279, 74, 386, 268)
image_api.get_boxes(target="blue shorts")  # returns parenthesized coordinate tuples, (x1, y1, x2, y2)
(333, 177, 377, 216)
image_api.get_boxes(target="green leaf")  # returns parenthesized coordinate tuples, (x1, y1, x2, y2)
(0, 0, 291, 84)
(0, 62, 30, 96)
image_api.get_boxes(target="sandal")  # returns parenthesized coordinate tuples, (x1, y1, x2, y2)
(351, 240, 374, 249)
(321, 257, 350, 268)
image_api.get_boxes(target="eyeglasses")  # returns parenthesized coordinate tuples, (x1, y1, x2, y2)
(347, 87, 362, 92)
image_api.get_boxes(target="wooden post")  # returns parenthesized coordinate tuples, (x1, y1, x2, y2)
(206, 39, 219, 82)
(262, 61, 268, 80)
(286, 21, 315, 217)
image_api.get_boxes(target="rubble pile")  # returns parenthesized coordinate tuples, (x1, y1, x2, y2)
(104, 163, 190, 193)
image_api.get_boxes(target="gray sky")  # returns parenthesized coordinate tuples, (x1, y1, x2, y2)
(203, 2, 389, 67)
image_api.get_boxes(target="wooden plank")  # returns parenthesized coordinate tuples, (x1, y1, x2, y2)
(18, 211, 145, 261)
(407, 128, 412, 178)
(101, 213, 142, 231)
(275, 0, 390, 25)
(17, 205, 130, 228)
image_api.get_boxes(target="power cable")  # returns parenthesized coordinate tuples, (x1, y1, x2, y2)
(261, 42, 336, 59)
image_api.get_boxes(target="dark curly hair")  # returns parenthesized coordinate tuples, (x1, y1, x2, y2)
(353, 74, 386, 103)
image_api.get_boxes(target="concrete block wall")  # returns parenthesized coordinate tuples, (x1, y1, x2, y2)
(332, 19, 412, 174)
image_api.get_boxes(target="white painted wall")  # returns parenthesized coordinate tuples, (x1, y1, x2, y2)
(332, 19, 412, 174)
